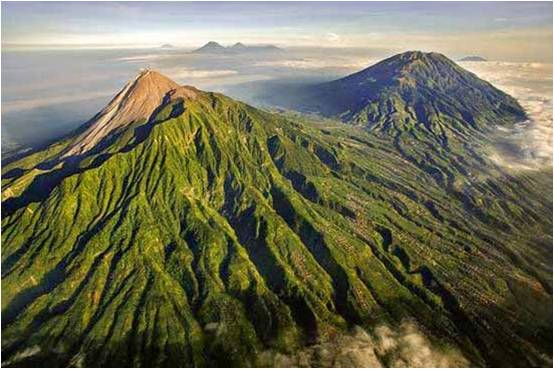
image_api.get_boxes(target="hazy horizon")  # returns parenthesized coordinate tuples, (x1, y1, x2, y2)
(2, 2, 552, 157)
(2, 2, 553, 62)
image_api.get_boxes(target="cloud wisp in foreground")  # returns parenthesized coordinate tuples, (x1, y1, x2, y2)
(257, 321, 468, 367)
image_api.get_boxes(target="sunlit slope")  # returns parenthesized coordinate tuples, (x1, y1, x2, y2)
(2, 72, 551, 367)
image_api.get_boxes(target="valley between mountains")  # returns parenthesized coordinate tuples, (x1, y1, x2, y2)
(1, 52, 552, 367)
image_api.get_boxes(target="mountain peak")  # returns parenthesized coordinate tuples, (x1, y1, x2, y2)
(396, 50, 443, 58)
(134, 69, 179, 91)
(396, 50, 431, 59)
(293, 51, 525, 142)
(459, 55, 487, 62)
(377, 50, 453, 71)
(205, 41, 223, 46)
(193, 41, 227, 53)
(63, 70, 197, 157)
(193, 41, 283, 54)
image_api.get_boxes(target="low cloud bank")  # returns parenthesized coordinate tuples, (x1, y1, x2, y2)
(2, 90, 113, 113)
(117, 54, 169, 62)
(254, 58, 373, 70)
(461, 61, 552, 171)
(169, 68, 238, 79)
(257, 321, 468, 367)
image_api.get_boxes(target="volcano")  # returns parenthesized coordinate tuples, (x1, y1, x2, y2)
(1, 63, 551, 367)
(297, 51, 526, 143)
(192, 41, 227, 54)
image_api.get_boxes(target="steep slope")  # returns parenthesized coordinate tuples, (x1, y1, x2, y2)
(298, 51, 525, 143)
(1, 71, 551, 367)
(63, 70, 197, 158)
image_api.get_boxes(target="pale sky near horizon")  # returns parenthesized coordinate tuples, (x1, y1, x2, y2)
(2, 2, 553, 61)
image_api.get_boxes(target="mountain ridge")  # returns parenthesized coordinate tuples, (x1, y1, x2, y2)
(193, 41, 227, 53)
(1, 64, 551, 367)
(193, 41, 283, 54)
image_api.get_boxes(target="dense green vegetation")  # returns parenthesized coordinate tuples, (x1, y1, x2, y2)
(1, 61, 551, 367)
(292, 51, 526, 144)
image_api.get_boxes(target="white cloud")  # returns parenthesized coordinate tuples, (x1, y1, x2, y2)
(257, 321, 468, 367)
(2, 90, 113, 113)
(169, 69, 238, 79)
(116, 54, 168, 62)
(461, 61, 553, 171)
(254, 58, 373, 70)
(161, 68, 271, 89)
(326, 32, 340, 42)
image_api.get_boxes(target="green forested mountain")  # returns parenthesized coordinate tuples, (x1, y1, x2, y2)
(1, 66, 551, 367)
(297, 51, 525, 143)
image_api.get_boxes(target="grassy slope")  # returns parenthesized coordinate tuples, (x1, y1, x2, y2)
(1, 91, 552, 366)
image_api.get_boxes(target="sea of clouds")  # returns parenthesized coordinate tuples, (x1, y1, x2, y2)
(2, 47, 551, 165)
(461, 61, 553, 171)
(253, 57, 372, 70)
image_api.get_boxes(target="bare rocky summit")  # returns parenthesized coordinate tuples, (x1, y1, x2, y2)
(63, 70, 198, 157)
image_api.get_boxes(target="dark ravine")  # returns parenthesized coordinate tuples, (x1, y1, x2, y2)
(1, 57, 552, 367)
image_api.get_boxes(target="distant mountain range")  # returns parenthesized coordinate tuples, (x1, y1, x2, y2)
(2, 54, 551, 367)
(192, 41, 283, 54)
(459, 55, 487, 62)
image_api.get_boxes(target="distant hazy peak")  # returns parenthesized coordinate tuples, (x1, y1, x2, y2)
(191, 41, 228, 54)
(205, 41, 224, 47)
(459, 55, 487, 62)
(193, 41, 282, 53)
(63, 70, 197, 158)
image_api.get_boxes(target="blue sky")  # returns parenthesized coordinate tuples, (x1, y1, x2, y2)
(2, 2, 552, 60)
